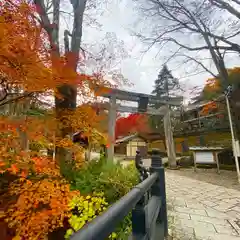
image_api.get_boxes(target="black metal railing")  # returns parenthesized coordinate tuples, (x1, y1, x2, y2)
(70, 149, 168, 240)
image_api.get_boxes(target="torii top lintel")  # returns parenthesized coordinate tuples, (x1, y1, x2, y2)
(101, 87, 183, 106)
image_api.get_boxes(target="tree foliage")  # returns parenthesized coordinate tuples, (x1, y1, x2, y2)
(152, 65, 179, 99)
(6, 178, 79, 240)
(150, 65, 179, 132)
(115, 113, 150, 139)
(0, 1, 110, 239)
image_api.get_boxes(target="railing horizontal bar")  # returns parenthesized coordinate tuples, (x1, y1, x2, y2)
(135, 172, 158, 193)
(70, 173, 158, 240)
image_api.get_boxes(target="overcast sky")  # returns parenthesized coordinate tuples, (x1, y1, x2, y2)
(77, 0, 240, 103)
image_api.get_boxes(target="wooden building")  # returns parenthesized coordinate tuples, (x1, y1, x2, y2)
(114, 134, 148, 159)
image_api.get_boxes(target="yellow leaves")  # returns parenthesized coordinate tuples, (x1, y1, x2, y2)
(66, 193, 109, 239)
(12, 236, 21, 240)
(65, 192, 118, 240)
(57, 137, 74, 149)
(0, 210, 5, 219)
(228, 67, 240, 75)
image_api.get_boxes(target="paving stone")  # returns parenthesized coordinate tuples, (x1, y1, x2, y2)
(213, 203, 234, 212)
(169, 226, 195, 240)
(194, 230, 240, 240)
(168, 211, 191, 220)
(223, 198, 240, 205)
(227, 210, 240, 219)
(175, 218, 216, 232)
(185, 201, 205, 209)
(174, 198, 187, 207)
(214, 223, 239, 236)
(164, 169, 240, 239)
(206, 209, 233, 219)
(231, 206, 240, 213)
(201, 200, 218, 208)
(174, 206, 207, 216)
(190, 214, 229, 226)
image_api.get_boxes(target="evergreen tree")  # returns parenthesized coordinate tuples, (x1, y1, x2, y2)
(152, 65, 179, 98)
(150, 65, 179, 131)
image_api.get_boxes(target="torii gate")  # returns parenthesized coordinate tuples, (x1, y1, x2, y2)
(100, 87, 183, 165)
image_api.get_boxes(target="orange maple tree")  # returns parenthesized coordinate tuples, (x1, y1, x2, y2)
(0, 1, 108, 239)
(200, 66, 240, 115)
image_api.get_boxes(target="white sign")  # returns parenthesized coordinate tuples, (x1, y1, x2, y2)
(195, 152, 214, 164)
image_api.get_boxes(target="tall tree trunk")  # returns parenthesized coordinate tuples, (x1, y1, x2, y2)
(54, 0, 87, 167)
(35, 0, 87, 168)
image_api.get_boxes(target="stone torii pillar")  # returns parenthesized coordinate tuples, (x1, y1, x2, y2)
(99, 87, 183, 163)
(107, 95, 117, 161)
(163, 106, 177, 168)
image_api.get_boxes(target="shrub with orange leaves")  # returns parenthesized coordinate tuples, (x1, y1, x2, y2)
(0, 106, 106, 239)
(5, 178, 79, 240)
(0, 115, 82, 239)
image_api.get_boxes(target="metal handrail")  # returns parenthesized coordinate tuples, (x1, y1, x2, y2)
(70, 173, 158, 240)
(70, 149, 168, 240)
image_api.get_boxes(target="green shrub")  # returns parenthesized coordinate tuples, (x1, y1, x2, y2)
(71, 159, 139, 203)
(69, 159, 139, 239)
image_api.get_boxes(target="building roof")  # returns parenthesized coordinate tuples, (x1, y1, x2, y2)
(189, 146, 224, 151)
(115, 134, 145, 144)
(184, 94, 225, 112)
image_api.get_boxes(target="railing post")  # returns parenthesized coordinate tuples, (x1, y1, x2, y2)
(131, 196, 146, 239)
(150, 149, 168, 237)
(132, 151, 147, 239)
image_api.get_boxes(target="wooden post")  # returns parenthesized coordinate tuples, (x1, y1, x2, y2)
(193, 151, 197, 172)
(107, 96, 117, 161)
(163, 106, 177, 168)
(215, 152, 220, 174)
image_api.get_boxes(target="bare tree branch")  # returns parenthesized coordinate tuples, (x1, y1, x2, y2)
(179, 53, 218, 78)
(138, 0, 240, 53)
(210, 0, 240, 19)
(0, 92, 35, 107)
(34, 0, 52, 35)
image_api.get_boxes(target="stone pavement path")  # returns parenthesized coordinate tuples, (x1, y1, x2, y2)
(166, 171, 240, 240)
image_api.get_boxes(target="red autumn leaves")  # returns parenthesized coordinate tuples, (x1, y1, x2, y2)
(115, 113, 150, 139)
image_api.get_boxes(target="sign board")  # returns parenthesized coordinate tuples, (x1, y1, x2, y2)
(195, 152, 214, 164)
(230, 88, 240, 138)
(189, 146, 223, 173)
(234, 140, 240, 157)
